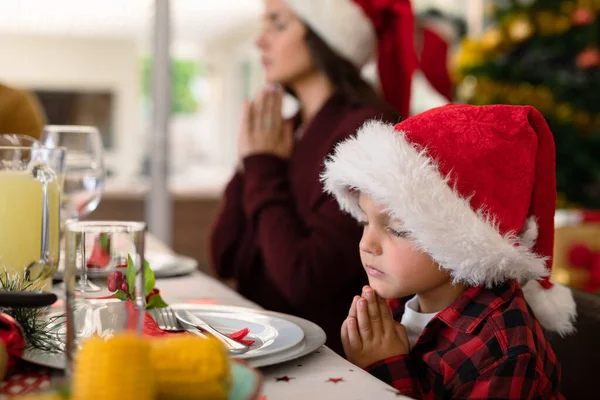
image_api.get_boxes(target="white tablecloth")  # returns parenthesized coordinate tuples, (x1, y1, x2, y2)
(157, 272, 410, 399)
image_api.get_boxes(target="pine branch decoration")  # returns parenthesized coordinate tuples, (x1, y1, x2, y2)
(0, 271, 64, 354)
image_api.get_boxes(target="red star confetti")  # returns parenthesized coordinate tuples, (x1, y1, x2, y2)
(327, 378, 344, 384)
(275, 376, 294, 382)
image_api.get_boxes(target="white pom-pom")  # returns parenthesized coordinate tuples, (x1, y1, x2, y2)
(522, 280, 577, 337)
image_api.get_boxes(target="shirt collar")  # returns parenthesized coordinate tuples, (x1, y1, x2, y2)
(435, 281, 519, 334)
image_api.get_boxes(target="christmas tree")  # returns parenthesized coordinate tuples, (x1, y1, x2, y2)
(454, 0, 600, 208)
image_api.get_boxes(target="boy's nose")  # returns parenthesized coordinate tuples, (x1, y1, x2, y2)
(359, 229, 383, 256)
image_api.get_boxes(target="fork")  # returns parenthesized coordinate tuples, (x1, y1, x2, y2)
(149, 307, 207, 338)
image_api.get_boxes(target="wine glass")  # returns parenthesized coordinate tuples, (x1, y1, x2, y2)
(41, 126, 106, 292)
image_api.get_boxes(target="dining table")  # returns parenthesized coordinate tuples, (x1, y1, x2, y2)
(0, 235, 411, 400)
(144, 236, 411, 400)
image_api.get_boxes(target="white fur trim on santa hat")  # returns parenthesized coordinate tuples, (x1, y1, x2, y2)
(321, 120, 549, 287)
(522, 280, 577, 336)
(285, 0, 376, 67)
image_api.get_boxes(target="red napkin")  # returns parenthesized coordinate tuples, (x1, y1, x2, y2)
(123, 302, 254, 344)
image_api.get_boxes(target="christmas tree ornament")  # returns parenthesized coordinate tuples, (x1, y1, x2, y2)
(554, 15, 572, 34)
(456, 75, 478, 102)
(0, 312, 25, 378)
(508, 16, 535, 42)
(568, 243, 594, 268)
(571, 7, 596, 25)
(480, 28, 503, 51)
(536, 11, 557, 35)
(556, 103, 575, 122)
(576, 47, 600, 68)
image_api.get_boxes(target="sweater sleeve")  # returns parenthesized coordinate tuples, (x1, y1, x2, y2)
(241, 154, 363, 309)
(367, 355, 420, 398)
(208, 172, 246, 279)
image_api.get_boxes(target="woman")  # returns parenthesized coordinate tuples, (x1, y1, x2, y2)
(210, 0, 415, 354)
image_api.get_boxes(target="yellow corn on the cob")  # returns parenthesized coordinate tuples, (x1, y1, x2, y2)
(150, 336, 231, 400)
(72, 333, 155, 400)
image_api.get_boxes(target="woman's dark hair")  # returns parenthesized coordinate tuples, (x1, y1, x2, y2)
(289, 26, 399, 119)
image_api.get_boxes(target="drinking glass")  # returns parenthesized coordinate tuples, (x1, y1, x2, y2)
(64, 221, 146, 375)
(0, 146, 65, 290)
(42, 126, 106, 292)
(41, 125, 105, 222)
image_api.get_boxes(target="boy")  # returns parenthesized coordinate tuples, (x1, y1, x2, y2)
(321, 104, 576, 399)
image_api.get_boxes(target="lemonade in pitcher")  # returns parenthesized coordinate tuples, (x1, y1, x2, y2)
(0, 147, 65, 291)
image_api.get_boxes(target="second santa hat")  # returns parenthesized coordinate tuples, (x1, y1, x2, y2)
(284, 0, 417, 119)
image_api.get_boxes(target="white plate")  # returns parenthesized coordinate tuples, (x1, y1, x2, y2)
(53, 253, 198, 280)
(22, 304, 326, 370)
(171, 305, 304, 360)
(170, 304, 327, 368)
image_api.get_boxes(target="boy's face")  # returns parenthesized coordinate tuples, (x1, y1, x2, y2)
(357, 193, 452, 299)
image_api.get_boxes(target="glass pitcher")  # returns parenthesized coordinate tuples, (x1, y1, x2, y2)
(0, 146, 66, 291)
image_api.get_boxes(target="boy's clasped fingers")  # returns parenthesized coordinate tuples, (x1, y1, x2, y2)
(349, 295, 360, 319)
(362, 286, 383, 336)
(345, 316, 362, 350)
(356, 298, 374, 341)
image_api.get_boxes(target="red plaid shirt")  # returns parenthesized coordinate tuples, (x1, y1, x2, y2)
(367, 282, 563, 399)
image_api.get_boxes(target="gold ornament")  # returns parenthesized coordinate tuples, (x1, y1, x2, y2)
(536, 11, 557, 35)
(481, 28, 504, 51)
(561, 1, 577, 14)
(556, 103, 575, 122)
(456, 75, 478, 102)
(574, 111, 593, 131)
(508, 16, 534, 42)
(554, 15, 572, 34)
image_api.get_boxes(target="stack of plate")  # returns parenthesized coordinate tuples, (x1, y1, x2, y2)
(170, 304, 327, 368)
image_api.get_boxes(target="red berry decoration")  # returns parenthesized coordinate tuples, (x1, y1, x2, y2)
(121, 282, 129, 293)
(107, 278, 118, 293)
(113, 271, 124, 287)
(568, 243, 593, 268)
(145, 288, 159, 303)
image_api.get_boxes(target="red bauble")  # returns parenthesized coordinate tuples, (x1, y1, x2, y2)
(576, 48, 600, 69)
(571, 8, 595, 26)
(568, 243, 593, 268)
(0, 313, 25, 377)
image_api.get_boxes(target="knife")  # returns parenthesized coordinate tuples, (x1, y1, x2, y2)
(178, 311, 248, 354)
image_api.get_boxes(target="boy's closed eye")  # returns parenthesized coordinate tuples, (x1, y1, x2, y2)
(358, 220, 410, 238)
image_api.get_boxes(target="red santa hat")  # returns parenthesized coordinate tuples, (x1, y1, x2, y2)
(321, 104, 577, 336)
(416, 10, 464, 103)
(284, 0, 417, 118)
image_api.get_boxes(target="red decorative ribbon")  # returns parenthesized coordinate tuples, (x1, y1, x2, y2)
(0, 313, 25, 374)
